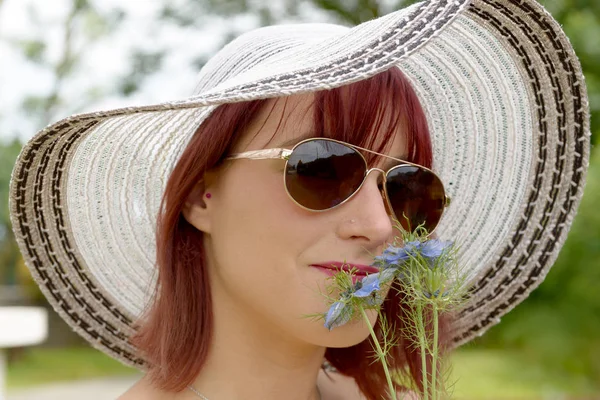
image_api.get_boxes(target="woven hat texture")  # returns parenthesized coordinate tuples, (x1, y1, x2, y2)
(9, 0, 590, 368)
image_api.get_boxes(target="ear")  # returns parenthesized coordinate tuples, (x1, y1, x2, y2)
(182, 178, 214, 234)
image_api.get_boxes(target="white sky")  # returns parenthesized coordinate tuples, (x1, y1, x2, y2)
(0, 0, 332, 144)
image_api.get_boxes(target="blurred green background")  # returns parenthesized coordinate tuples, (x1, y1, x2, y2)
(0, 0, 598, 398)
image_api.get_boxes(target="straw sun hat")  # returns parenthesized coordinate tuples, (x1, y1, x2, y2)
(9, 0, 590, 368)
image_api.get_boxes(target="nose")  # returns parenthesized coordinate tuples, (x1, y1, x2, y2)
(336, 169, 393, 249)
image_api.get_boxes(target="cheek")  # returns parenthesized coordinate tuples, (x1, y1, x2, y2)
(207, 165, 385, 348)
(214, 164, 311, 253)
(208, 166, 325, 313)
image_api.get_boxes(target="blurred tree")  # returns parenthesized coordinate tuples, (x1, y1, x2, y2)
(304, 0, 416, 24)
(13, 0, 121, 128)
(0, 139, 23, 286)
(119, 49, 166, 96)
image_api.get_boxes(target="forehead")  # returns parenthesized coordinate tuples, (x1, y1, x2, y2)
(231, 94, 313, 152)
(231, 92, 408, 160)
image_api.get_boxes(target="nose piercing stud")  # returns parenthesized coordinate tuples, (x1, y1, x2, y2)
(206, 193, 212, 199)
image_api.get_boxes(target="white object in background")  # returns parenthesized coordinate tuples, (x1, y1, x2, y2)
(0, 307, 48, 400)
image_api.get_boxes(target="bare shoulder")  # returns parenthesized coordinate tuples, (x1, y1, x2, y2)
(317, 369, 419, 400)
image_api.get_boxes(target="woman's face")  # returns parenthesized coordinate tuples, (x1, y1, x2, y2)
(189, 93, 407, 349)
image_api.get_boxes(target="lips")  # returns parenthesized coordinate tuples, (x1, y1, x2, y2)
(310, 261, 379, 275)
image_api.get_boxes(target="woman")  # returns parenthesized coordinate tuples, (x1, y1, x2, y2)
(9, 0, 590, 399)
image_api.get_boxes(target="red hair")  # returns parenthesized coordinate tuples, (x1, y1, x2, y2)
(131, 67, 455, 398)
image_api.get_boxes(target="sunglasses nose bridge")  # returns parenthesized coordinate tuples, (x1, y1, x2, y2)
(363, 168, 387, 186)
(364, 167, 389, 197)
(364, 167, 393, 216)
(365, 167, 387, 183)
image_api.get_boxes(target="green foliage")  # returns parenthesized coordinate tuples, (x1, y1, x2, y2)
(555, 6, 600, 144)
(119, 50, 165, 96)
(7, 346, 598, 396)
(7, 346, 138, 389)
(307, 0, 418, 25)
(160, 4, 199, 27)
(0, 139, 23, 284)
(21, 95, 53, 115)
(3, 0, 124, 132)
(449, 349, 599, 396)
(0, 139, 22, 232)
(19, 40, 46, 63)
(205, 0, 249, 16)
(0, 139, 45, 293)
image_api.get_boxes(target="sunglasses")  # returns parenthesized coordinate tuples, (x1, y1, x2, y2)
(225, 138, 450, 234)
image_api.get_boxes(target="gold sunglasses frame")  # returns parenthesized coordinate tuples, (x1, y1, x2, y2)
(225, 137, 451, 233)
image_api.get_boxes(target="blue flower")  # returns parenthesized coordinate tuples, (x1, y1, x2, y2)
(324, 300, 353, 330)
(325, 268, 400, 330)
(420, 239, 453, 260)
(353, 273, 381, 298)
(349, 274, 383, 307)
(374, 241, 421, 267)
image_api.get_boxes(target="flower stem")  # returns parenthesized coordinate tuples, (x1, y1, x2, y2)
(416, 302, 429, 400)
(432, 303, 439, 399)
(358, 306, 398, 400)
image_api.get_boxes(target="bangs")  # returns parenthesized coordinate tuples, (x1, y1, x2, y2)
(313, 67, 433, 169)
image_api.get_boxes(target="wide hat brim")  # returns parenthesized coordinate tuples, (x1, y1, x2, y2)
(9, 0, 590, 368)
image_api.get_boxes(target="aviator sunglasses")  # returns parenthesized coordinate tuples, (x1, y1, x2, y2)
(225, 138, 451, 234)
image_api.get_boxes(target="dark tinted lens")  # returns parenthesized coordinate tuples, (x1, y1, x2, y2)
(285, 140, 366, 210)
(385, 165, 445, 232)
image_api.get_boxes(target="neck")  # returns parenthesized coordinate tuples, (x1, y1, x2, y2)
(190, 292, 326, 400)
